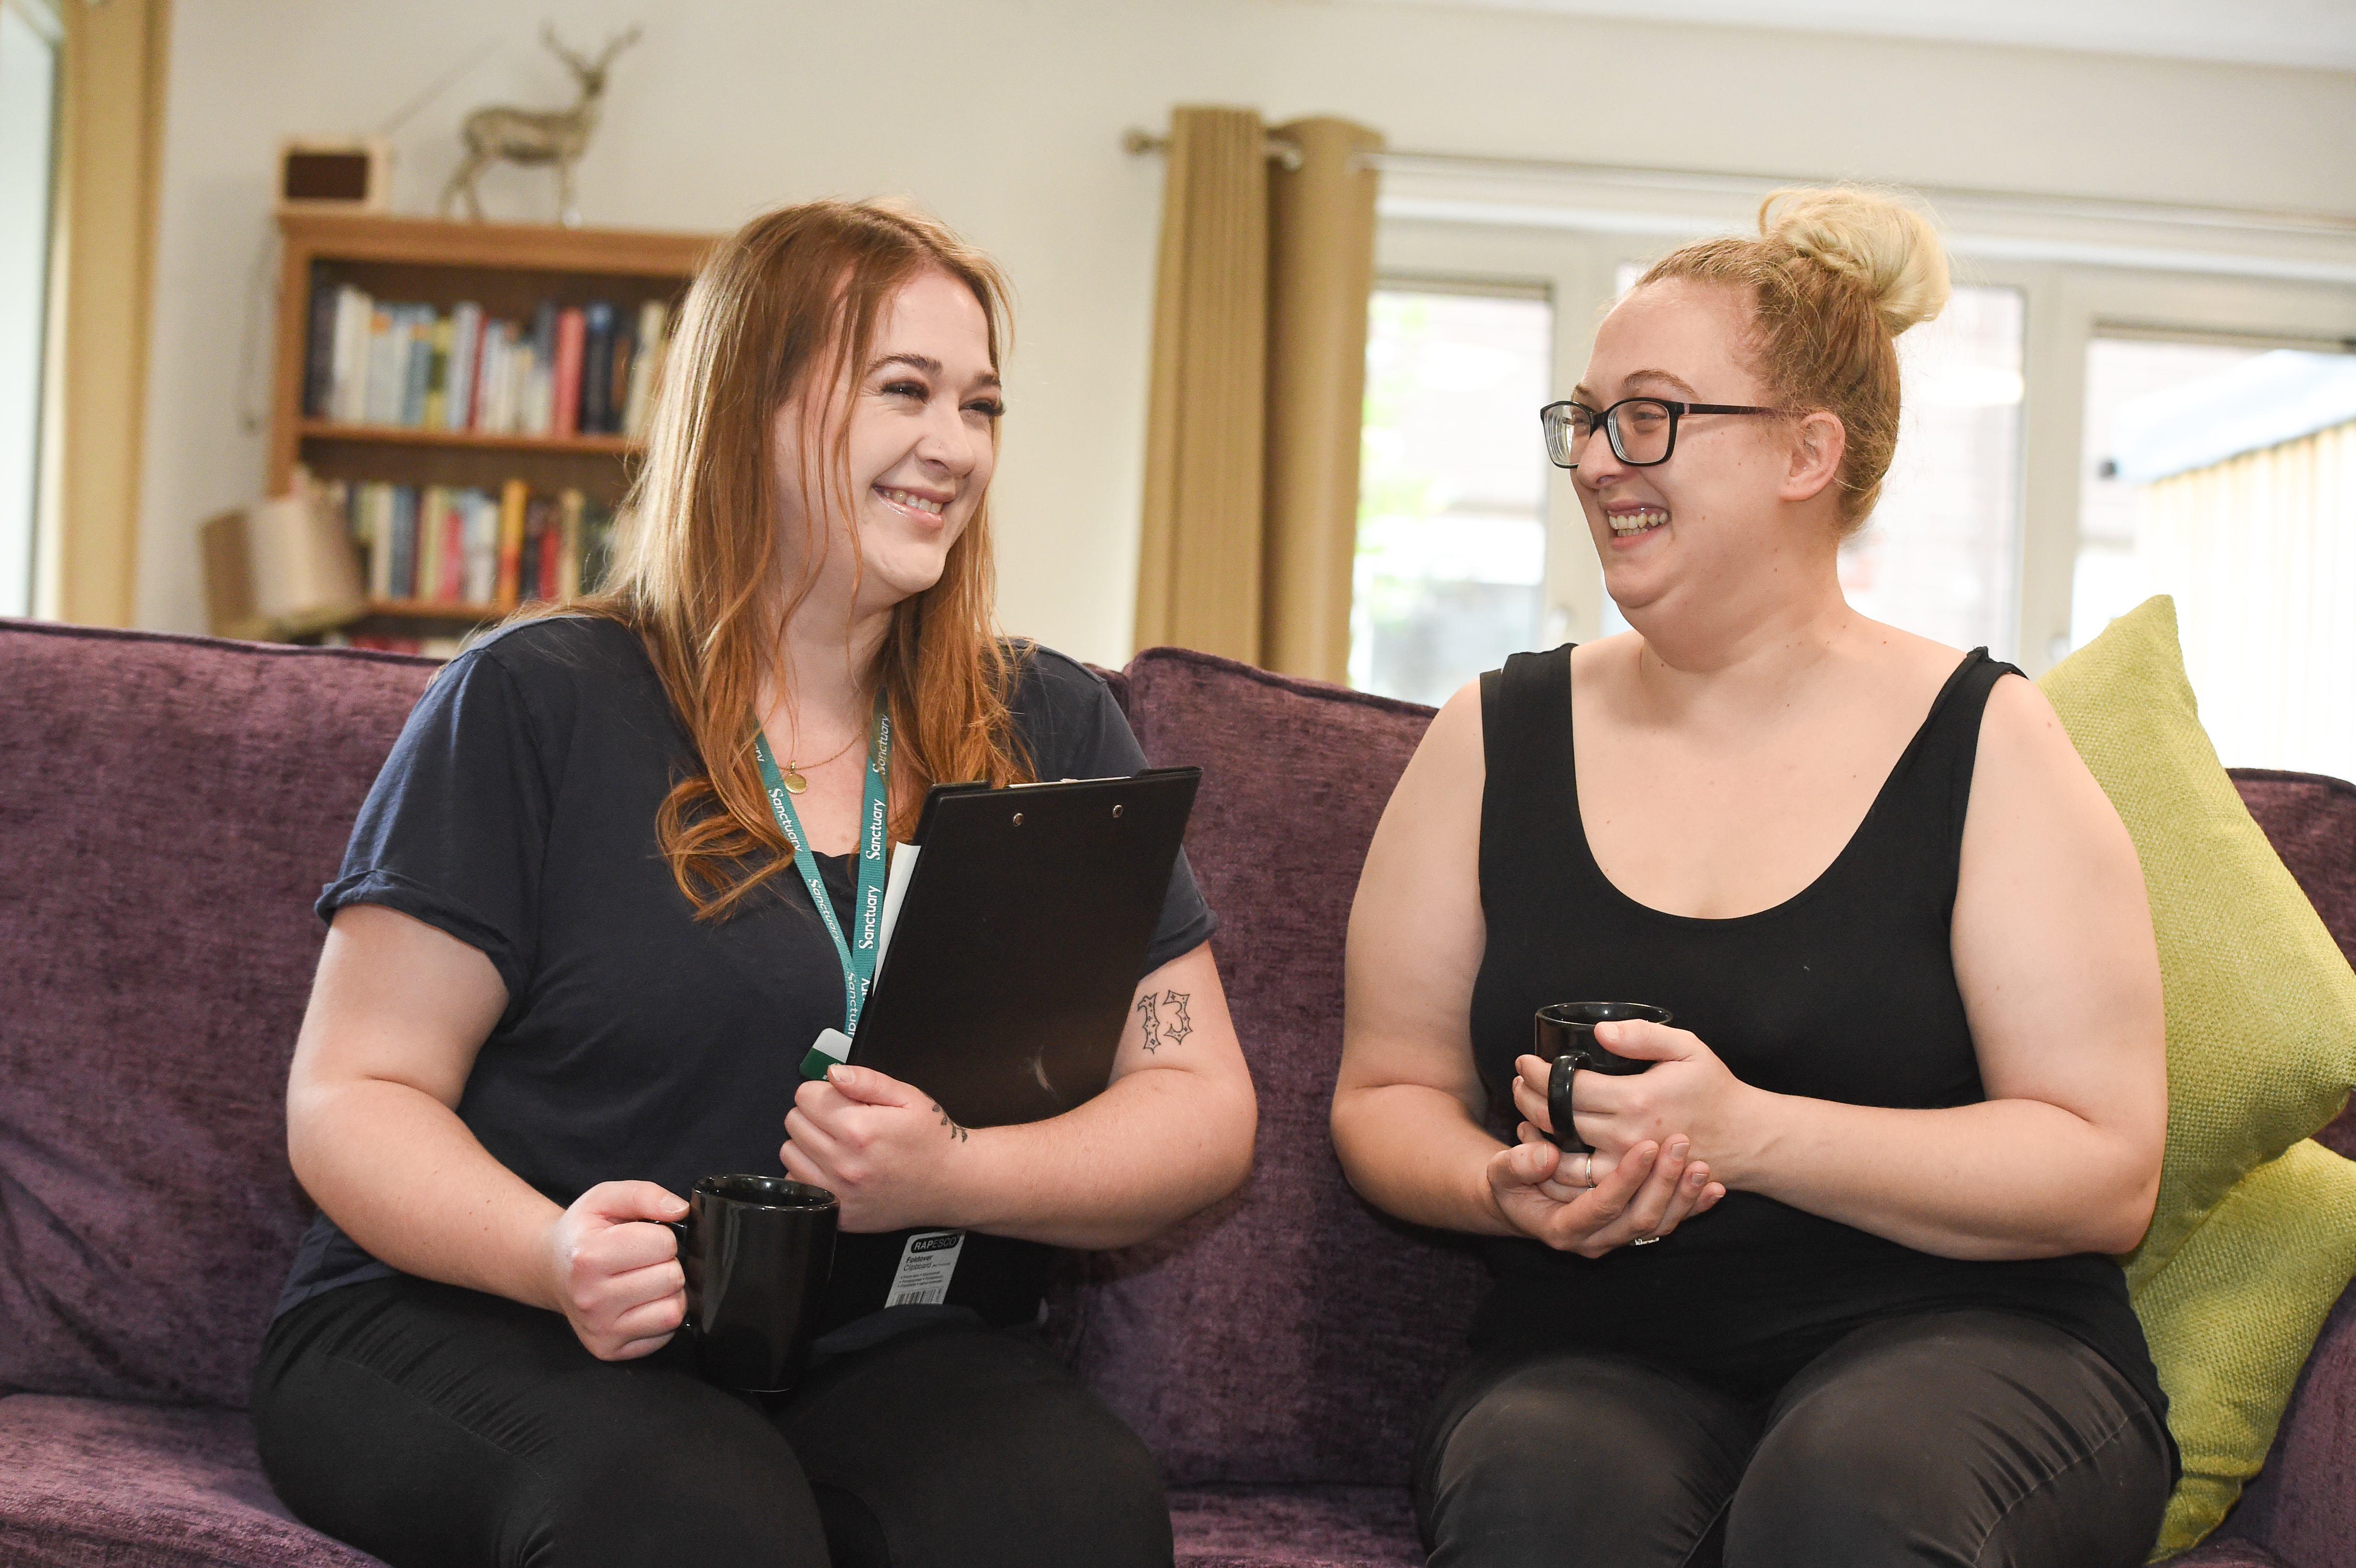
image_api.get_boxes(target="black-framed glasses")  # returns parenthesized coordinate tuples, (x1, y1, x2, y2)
(1539, 397, 1786, 469)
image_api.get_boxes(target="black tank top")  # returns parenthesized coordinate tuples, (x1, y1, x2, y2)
(1469, 643, 2166, 1423)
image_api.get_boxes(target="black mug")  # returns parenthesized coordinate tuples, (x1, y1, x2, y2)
(654, 1174, 839, 1392)
(1534, 1002, 1675, 1155)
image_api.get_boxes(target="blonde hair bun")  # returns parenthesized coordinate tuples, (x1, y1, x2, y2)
(1759, 186, 1951, 337)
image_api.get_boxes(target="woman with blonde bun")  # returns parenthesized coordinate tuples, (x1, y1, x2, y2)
(1334, 187, 2173, 1566)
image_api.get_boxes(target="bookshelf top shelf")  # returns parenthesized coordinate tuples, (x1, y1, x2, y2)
(278, 212, 715, 278)
(298, 421, 642, 456)
(362, 598, 515, 622)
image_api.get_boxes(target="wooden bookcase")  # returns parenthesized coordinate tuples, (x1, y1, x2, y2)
(267, 213, 716, 640)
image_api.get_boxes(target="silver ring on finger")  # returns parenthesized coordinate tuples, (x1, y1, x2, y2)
(1580, 1152, 1595, 1188)
(1630, 1234, 1662, 1246)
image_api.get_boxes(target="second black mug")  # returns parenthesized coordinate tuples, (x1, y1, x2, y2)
(655, 1174, 839, 1392)
(1534, 1002, 1674, 1156)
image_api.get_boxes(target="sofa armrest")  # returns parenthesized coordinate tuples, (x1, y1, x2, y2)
(2216, 1273, 2356, 1568)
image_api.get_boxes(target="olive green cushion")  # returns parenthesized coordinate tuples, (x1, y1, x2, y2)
(2037, 596, 2356, 1283)
(2035, 595, 2356, 1554)
(2135, 1140, 2356, 1557)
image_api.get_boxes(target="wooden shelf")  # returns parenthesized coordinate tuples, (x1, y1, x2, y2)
(277, 212, 715, 278)
(362, 598, 513, 621)
(297, 421, 641, 456)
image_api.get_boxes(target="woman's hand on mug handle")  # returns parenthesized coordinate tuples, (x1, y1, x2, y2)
(1514, 1024, 1756, 1171)
(542, 1180, 689, 1361)
(1485, 1117, 1723, 1258)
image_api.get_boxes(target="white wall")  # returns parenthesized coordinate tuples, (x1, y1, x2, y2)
(137, 0, 2356, 663)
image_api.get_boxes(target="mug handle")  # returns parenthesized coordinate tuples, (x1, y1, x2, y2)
(1547, 1052, 1596, 1155)
(644, 1216, 697, 1331)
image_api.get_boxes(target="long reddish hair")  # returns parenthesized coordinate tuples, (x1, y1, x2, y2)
(567, 199, 1032, 919)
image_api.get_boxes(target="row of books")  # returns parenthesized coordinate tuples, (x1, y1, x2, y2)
(302, 272, 670, 439)
(320, 478, 618, 609)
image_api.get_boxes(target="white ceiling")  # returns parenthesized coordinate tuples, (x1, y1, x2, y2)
(1343, 0, 2356, 72)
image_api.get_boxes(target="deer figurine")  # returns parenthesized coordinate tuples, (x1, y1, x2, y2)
(440, 25, 641, 227)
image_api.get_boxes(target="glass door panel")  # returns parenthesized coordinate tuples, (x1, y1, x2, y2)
(1353, 286, 1553, 705)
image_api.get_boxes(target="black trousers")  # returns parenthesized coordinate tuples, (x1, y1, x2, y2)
(1412, 1310, 2172, 1568)
(251, 1275, 1172, 1568)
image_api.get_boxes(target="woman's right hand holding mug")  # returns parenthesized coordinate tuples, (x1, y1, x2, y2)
(543, 1180, 690, 1360)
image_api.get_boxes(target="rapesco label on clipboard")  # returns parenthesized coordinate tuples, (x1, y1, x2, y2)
(885, 1230, 966, 1307)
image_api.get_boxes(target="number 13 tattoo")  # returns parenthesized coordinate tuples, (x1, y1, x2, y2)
(1134, 990, 1194, 1054)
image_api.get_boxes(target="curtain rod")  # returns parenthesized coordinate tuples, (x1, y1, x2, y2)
(1122, 129, 1303, 173)
(1123, 131, 2356, 240)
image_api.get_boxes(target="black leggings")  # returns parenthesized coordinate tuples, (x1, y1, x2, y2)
(251, 1276, 1172, 1568)
(1412, 1310, 2172, 1568)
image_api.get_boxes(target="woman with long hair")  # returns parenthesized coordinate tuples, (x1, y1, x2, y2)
(253, 199, 1254, 1568)
(1332, 188, 2174, 1566)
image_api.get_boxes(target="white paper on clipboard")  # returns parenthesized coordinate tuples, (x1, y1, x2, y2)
(873, 842, 919, 976)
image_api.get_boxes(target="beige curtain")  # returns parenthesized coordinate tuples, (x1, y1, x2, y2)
(44, 0, 171, 626)
(2137, 418, 2356, 782)
(1132, 107, 1382, 680)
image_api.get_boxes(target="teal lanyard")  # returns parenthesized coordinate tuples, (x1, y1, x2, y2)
(753, 693, 894, 1037)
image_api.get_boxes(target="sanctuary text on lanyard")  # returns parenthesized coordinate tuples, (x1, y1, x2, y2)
(753, 694, 892, 1081)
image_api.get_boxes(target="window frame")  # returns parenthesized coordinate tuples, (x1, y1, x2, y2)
(1374, 214, 2356, 674)
(0, 0, 62, 620)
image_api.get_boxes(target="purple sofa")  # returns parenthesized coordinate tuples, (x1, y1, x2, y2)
(2, 619, 2352, 1568)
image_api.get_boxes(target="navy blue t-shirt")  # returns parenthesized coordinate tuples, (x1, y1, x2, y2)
(277, 616, 1216, 1317)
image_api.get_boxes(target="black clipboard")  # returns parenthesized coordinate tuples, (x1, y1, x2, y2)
(846, 766, 1202, 1129)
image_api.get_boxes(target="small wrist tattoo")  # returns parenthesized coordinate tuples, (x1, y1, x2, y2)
(930, 1101, 971, 1142)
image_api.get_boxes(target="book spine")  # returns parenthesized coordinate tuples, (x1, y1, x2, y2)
(415, 485, 444, 606)
(528, 302, 558, 436)
(558, 488, 585, 598)
(532, 495, 559, 600)
(386, 485, 414, 600)
(330, 287, 366, 423)
(467, 490, 498, 605)
(400, 308, 434, 427)
(368, 484, 387, 600)
(440, 492, 467, 602)
(358, 484, 382, 599)
(579, 302, 614, 436)
(606, 325, 634, 438)
(440, 489, 463, 603)
(303, 264, 337, 418)
(499, 321, 521, 433)
(362, 305, 399, 425)
(444, 304, 479, 432)
(483, 324, 509, 433)
(422, 316, 455, 430)
(552, 307, 587, 437)
(495, 479, 528, 607)
(510, 336, 534, 436)
(515, 344, 542, 436)
(327, 288, 351, 422)
(535, 496, 562, 600)
(625, 299, 668, 439)
(612, 327, 636, 435)
(473, 319, 503, 432)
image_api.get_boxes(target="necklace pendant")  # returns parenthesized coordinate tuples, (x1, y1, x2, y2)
(781, 769, 809, 795)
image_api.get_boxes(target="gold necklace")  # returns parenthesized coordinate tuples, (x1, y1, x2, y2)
(778, 729, 864, 795)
